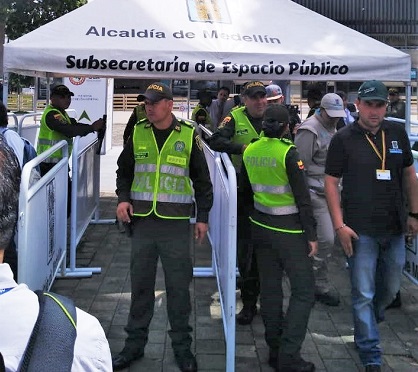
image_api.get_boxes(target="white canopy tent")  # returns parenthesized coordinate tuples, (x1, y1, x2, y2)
(4, 0, 412, 82)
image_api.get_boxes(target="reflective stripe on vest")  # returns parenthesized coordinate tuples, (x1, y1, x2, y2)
(253, 202, 299, 215)
(251, 184, 292, 194)
(250, 217, 304, 234)
(38, 105, 72, 162)
(130, 121, 194, 219)
(230, 107, 259, 170)
(244, 137, 298, 216)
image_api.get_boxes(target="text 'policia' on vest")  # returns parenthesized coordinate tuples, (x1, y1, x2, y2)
(130, 119, 195, 219)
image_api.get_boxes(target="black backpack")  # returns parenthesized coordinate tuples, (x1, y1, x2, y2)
(19, 291, 77, 372)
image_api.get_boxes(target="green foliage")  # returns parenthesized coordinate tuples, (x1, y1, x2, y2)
(2, 0, 87, 93)
(6, 0, 87, 40)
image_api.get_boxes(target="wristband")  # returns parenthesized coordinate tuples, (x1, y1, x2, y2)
(335, 223, 346, 232)
(408, 212, 418, 220)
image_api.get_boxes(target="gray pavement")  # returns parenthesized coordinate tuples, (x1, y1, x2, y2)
(51, 110, 418, 372)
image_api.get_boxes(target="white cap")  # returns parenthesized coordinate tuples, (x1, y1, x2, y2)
(265, 84, 283, 101)
(321, 93, 346, 117)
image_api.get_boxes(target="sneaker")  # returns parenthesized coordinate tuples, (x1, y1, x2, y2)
(365, 364, 381, 372)
(236, 305, 257, 325)
(174, 349, 198, 372)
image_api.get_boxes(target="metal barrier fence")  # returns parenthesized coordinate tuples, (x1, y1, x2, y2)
(408, 149, 418, 286)
(18, 141, 69, 291)
(199, 125, 237, 372)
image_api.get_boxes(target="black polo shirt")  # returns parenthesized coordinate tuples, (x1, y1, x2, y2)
(325, 120, 413, 236)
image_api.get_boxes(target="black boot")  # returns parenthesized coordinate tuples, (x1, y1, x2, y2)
(277, 355, 315, 372)
(174, 349, 198, 372)
(268, 348, 279, 369)
(236, 305, 257, 325)
(386, 291, 401, 309)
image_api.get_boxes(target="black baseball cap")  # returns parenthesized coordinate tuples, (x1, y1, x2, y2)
(51, 84, 74, 97)
(143, 82, 173, 102)
(243, 81, 266, 98)
(263, 104, 289, 125)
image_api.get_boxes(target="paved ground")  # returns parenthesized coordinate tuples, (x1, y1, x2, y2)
(50, 110, 418, 372)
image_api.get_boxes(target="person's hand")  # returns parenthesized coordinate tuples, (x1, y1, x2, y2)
(407, 216, 418, 236)
(116, 202, 133, 223)
(307, 241, 318, 257)
(92, 118, 105, 131)
(241, 144, 247, 153)
(194, 222, 208, 245)
(337, 225, 359, 258)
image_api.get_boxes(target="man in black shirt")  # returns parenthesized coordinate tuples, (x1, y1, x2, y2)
(324, 80, 418, 372)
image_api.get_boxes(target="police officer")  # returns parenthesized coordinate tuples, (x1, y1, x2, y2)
(123, 93, 147, 145)
(239, 104, 317, 372)
(209, 81, 267, 325)
(113, 82, 213, 372)
(191, 89, 213, 128)
(37, 84, 105, 215)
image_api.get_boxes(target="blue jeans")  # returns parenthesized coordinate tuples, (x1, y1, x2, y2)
(347, 234, 405, 366)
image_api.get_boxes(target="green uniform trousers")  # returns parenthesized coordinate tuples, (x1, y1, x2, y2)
(252, 223, 315, 356)
(123, 216, 193, 355)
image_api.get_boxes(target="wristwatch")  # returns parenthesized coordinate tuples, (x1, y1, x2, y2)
(408, 212, 418, 220)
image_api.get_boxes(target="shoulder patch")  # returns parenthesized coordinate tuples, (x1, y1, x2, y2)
(53, 113, 67, 123)
(297, 160, 304, 170)
(219, 116, 232, 128)
(195, 134, 203, 151)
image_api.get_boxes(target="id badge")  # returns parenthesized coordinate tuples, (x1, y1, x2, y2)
(376, 169, 391, 181)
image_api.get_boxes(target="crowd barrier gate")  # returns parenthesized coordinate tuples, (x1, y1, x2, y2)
(66, 134, 115, 279)
(387, 117, 418, 286)
(198, 125, 237, 372)
(18, 141, 69, 291)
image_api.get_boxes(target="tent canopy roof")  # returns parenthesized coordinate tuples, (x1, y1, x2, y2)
(4, 0, 411, 82)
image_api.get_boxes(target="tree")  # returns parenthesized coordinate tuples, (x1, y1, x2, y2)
(5, 0, 87, 41)
(1, 0, 87, 90)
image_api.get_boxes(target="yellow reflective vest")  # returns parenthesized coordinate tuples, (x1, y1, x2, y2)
(130, 120, 194, 219)
(243, 137, 298, 217)
(230, 106, 260, 170)
(37, 105, 72, 163)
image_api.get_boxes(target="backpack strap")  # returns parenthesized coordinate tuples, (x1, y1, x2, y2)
(19, 291, 77, 372)
(0, 352, 5, 372)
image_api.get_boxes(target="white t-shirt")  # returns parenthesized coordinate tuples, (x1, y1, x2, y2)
(0, 264, 112, 372)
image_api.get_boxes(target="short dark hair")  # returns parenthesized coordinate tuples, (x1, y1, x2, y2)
(218, 86, 230, 95)
(0, 136, 21, 249)
(0, 102, 8, 128)
(307, 87, 323, 102)
(336, 91, 347, 100)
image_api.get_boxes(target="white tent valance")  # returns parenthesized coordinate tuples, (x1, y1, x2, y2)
(3, 0, 411, 82)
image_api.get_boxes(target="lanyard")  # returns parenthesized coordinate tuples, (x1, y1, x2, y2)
(0, 287, 14, 295)
(365, 130, 386, 170)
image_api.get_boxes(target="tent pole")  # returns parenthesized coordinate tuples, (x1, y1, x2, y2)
(405, 82, 412, 136)
(2, 72, 9, 106)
